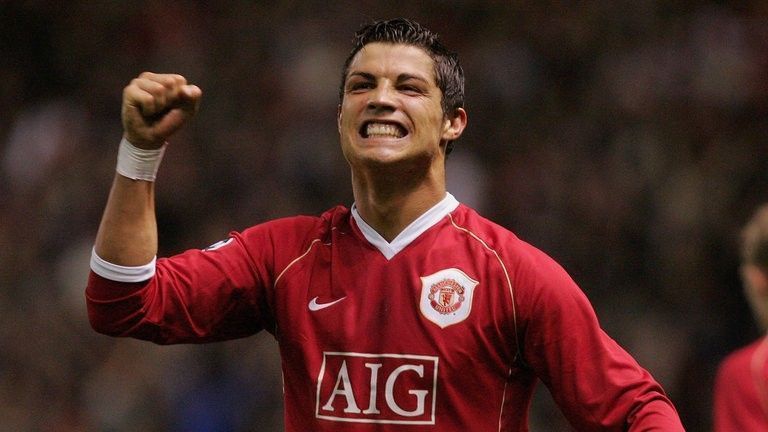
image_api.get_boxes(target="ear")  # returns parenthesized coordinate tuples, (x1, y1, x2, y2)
(441, 108, 467, 141)
(337, 105, 342, 134)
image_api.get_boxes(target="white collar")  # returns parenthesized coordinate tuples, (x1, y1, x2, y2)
(351, 192, 460, 260)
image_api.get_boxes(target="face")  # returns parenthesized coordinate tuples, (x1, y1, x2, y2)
(338, 42, 466, 171)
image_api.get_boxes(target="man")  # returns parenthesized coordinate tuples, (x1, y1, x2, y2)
(713, 204, 768, 431)
(86, 18, 685, 431)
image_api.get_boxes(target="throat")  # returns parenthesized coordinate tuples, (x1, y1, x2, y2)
(349, 152, 447, 241)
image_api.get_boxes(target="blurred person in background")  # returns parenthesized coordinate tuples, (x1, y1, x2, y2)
(85, 18, 684, 431)
(713, 204, 768, 431)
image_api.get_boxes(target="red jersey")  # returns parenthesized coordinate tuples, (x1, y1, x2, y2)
(86, 194, 683, 431)
(713, 336, 768, 431)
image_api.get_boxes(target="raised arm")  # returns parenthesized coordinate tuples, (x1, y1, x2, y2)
(94, 72, 201, 266)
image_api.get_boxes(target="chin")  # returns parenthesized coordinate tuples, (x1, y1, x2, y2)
(359, 150, 437, 175)
(346, 138, 404, 161)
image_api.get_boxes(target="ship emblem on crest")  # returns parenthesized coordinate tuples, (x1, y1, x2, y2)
(420, 268, 478, 328)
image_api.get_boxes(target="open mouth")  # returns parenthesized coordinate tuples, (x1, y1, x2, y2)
(359, 121, 408, 139)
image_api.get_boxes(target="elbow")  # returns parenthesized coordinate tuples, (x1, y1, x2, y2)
(85, 296, 139, 337)
(85, 271, 148, 337)
(86, 305, 125, 337)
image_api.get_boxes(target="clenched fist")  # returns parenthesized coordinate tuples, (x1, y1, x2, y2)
(122, 72, 202, 149)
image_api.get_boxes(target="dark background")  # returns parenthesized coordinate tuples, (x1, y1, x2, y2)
(1, 1, 767, 430)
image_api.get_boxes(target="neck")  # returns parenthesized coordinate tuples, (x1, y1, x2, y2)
(351, 162, 446, 242)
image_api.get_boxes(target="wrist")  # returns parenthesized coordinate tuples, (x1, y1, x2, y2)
(115, 137, 166, 181)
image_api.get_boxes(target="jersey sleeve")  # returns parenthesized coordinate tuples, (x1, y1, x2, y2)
(86, 228, 272, 344)
(513, 243, 684, 431)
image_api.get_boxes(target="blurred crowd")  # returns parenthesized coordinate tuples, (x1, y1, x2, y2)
(1, 1, 767, 430)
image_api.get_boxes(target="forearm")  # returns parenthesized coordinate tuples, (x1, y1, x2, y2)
(92, 72, 200, 267)
(94, 174, 158, 266)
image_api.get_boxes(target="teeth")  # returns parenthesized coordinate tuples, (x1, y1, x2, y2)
(366, 123, 403, 138)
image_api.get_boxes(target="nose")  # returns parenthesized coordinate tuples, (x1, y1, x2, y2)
(367, 83, 396, 112)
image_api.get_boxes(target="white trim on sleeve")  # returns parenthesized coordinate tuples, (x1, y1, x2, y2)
(90, 248, 156, 282)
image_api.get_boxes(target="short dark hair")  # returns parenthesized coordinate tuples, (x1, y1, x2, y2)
(339, 18, 465, 137)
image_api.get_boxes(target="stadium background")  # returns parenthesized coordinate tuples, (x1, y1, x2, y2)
(1, 1, 767, 430)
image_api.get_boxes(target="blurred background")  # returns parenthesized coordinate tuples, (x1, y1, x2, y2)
(1, 1, 767, 430)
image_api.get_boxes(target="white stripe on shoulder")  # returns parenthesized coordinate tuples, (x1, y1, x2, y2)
(90, 248, 156, 283)
(274, 239, 323, 287)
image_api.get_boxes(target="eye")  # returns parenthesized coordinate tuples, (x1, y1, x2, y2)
(347, 81, 374, 93)
(398, 84, 424, 95)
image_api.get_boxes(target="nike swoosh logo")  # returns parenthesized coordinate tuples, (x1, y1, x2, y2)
(308, 296, 347, 312)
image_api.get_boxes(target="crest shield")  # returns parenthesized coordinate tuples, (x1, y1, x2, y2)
(419, 268, 478, 328)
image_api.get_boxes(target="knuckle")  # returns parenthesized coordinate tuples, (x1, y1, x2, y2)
(150, 81, 167, 94)
(136, 93, 155, 110)
(157, 74, 177, 86)
(124, 86, 141, 101)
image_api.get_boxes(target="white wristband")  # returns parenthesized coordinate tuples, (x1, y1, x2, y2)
(115, 137, 167, 181)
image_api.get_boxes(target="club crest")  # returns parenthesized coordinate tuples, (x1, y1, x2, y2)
(419, 268, 478, 328)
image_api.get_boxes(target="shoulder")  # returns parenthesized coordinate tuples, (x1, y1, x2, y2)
(450, 204, 591, 320)
(242, 205, 350, 240)
(448, 204, 517, 241)
(717, 338, 766, 380)
(449, 204, 568, 279)
(448, 204, 524, 256)
(231, 205, 351, 261)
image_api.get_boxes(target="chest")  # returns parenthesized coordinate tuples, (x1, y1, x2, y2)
(271, 235, 515, 363)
